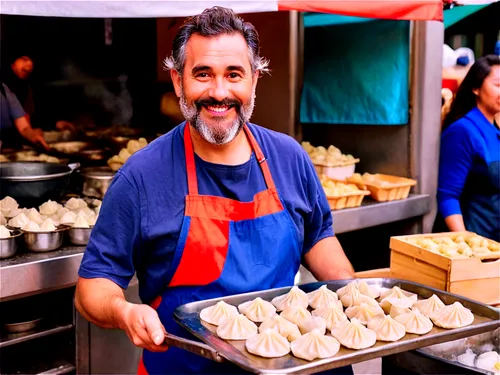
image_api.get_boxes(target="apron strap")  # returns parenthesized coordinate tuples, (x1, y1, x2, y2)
(183, 123, 277, 194)
(243, 124, 276, 190)
(184, 124, 199, 196)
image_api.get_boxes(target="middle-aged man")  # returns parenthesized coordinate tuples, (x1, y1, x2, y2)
(75, 7, 355, 374)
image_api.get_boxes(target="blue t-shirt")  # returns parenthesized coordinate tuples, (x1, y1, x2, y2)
(437, 107, 500, 240)
(79, 122, 334, 303)
(1, 83, 26, 148)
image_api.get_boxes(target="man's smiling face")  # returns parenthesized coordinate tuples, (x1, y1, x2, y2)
(172, 33, 258, 145)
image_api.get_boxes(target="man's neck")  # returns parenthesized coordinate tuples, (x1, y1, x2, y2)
(189, 125, 252, 166)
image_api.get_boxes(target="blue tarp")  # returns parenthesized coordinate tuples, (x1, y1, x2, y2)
(300, 19, 410, 125)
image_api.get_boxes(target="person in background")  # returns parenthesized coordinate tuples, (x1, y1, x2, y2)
(3, 52, 76, 132)
(436, 55, 500, 241)
(0, 82, 48, 150)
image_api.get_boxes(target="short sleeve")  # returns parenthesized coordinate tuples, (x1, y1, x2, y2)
(78, 172, 142, 289)
(437, 122, 478, 218)
(302, 157, 335, 255)
(3, 84, 26, 120)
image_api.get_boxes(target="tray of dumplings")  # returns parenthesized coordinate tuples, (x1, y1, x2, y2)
(171, 278, 500, 374)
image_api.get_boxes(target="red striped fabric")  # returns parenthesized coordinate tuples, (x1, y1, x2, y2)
(278, 0, 443, 21)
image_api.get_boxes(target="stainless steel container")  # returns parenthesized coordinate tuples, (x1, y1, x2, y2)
(79, 166, 116, 199)
(4, 317, 43, 333)
(23, 227, 68, 252)
(67, 227, 93, 246)
(0, 230, 22, 259)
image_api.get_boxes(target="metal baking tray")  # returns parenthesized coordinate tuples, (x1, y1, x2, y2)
(417, 327, 500, 374)
(171, 278, 500, 375)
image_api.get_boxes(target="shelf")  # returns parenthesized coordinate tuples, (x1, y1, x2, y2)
(0, 323, 74, 349)
(332, 194, 431, 234)
(37, 363, 76, 375)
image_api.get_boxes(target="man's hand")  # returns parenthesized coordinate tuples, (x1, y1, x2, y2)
(33, 129, 49, 150)
(56, 120, 76, 132)
(117, 301, 169, 353)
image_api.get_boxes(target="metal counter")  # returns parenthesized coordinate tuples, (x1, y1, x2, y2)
(332, 194, 431, 234)
(0, 246, 85, 302)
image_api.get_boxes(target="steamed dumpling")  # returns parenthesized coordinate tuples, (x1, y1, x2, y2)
(259, 315, 301, 342)
(291, 329, 340, 361)
(345, 302, 385, 325)
(413, 294, 446, 318)
(0, 212, 6, 225)
(40, 218, 57, 232)
(6, 207, 23, 218)
(331, 318, 377, 349)
(65, 197, 87, 210)
(86, 212, 97, 226)
(430, 302, 474, 329)
(8, 212, 29, 228)
(336, 281, 358, 299)
(0, 196, 19, 216)
(457, 349, 476, 367)
(200, 301, 238, 326)
(72, 214, 90, 228)
(238, 297, 276, 323)
(380, 286, 418, 304)
(475, 351, 500, 373)
(0, 225, 12, 239)
(39, 200, 62, 216)
(245, 329, 290, 358)
(22, 220, 41, 232)
(297, 316, 327, 335)
(271, 286, 308, 311)
(388, 298, 414, 318)
(60, 211, 77, 225)
(26, 208, 45, 224)
(341, 287, 379, 308)
(312, 301, 347, 330)
(216, 314, 257, 340)
(280, 305, 311, 326)
(358, 280, 381, 299)
(367, 315, 406, 342)
(380, 297, 414, 315)
(307, 285, 338, 309)
(395, 308, 433, 335)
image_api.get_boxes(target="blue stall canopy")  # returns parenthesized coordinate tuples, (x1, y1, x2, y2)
(300, 19, 410, 126)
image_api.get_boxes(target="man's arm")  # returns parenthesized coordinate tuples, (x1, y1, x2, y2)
(15, 115, 48, 149)
(303, 236, 355, 281)
(75, 277, 168, 352)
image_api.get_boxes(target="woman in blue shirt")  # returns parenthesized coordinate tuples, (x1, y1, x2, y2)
(436, 55, 500, 241)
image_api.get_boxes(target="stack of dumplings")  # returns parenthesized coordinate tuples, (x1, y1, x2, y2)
(198, 282, 475, 362)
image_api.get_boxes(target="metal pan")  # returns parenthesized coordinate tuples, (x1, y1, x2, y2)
(171, 278, 500, 375)
(0, 162, 79, 207)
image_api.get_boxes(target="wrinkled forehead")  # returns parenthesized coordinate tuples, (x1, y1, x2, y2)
(184, 33, 252, 73)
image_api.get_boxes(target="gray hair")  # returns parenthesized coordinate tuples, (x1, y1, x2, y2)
(163, 7, 270, 76)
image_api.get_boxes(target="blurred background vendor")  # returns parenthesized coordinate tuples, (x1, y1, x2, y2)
(3, 50, 76, 132)
(0, 82, 48, 151)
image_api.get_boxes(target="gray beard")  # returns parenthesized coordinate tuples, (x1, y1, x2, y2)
(178, 85, 256, 145)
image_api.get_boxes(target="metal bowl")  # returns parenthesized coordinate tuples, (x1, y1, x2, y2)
(78, 166, 116, 199)
(22, 226, 69, 252)
(4, 317, 43, 334)
(66, 226, 93, 246)
(0, 229, 22, 259)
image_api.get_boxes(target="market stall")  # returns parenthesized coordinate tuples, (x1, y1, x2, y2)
(1, 1, 498, 375)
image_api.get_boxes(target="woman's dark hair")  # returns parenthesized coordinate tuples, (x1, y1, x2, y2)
(163, 6, 269, 75)
(443, 54, 500, 129)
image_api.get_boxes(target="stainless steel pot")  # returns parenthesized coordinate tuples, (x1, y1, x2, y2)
(67, 227, 93, 246)
(78, 166, 116, 199)
(0, 162, 79, 207)
(23, 227, 69, 252)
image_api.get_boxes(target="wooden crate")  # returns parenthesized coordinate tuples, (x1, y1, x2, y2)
(326, 190, 370, 210)
(390, 232, 500, 305)
(347, 174, 417, 201)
